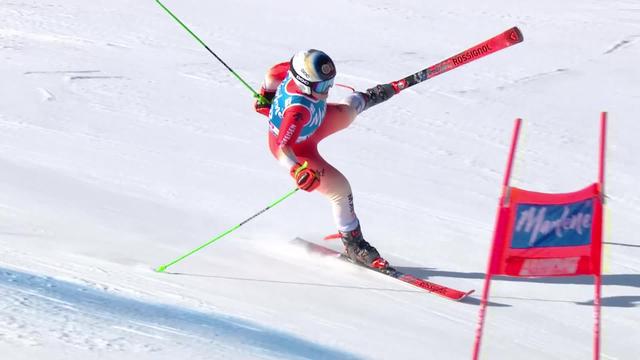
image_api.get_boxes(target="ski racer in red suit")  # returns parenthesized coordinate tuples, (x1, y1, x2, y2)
(254, 49, 396, 269)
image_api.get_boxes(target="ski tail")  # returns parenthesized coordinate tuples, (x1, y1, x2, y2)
(391, 26, 524, 92)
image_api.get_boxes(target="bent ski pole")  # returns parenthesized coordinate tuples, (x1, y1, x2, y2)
(154, 0, 268, 104)
(389, 27, 524, 93)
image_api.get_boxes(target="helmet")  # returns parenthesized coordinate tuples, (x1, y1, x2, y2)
(289, 49, 336, 95)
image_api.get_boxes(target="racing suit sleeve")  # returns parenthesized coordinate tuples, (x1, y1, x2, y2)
(274, 105, 310, 168)
(263, 62, 289, 91)
(255, 62, 290, 117)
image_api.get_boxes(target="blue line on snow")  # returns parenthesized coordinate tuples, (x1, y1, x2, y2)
(0, 266, 361, 360)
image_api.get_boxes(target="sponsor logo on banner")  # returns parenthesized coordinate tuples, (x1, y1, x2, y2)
(511, 199, 593, 248)
(519, 257, 581, 276)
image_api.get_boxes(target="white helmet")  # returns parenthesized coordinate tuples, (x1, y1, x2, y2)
(289, 49, 336, 95)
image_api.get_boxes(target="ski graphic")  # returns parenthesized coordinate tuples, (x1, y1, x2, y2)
(293, 238, 474, 301)
(390, 26, 524, 93)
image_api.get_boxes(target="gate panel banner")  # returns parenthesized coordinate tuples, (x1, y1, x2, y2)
(474, 113, 607, 360)
(491, 184, 603, 277)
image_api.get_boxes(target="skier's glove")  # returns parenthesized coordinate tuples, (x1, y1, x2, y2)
(360, 83, 396, 111)
(290, 161, 320, 192)
(254, 89, 275, 116)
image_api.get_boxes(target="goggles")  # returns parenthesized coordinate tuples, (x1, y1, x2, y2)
(290, 69, 335, 95)
(311, 78, 335, 94)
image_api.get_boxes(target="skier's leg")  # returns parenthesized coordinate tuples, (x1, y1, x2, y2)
(267, 104, 387, 267)
(294, 147, 359, 232)
(294, 146, 387, 268)
(307, 100, 361, 142)
(268, 132, 358, 230)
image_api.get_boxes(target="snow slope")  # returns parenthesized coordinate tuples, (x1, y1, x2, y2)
(1, 0, 639, 359)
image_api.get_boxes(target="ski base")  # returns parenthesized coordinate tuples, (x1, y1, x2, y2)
(292, 238, 474, 301)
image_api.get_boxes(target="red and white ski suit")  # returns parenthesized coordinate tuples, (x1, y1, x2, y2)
(256, 62, 366, 232)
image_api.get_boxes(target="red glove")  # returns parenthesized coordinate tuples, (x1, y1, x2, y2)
(290, 162, 320, 192)
(254, 88, 275, 117)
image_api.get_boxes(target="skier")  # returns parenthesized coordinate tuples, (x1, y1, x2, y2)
(254, 49, 396, 269)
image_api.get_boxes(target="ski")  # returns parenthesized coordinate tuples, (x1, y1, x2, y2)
(389, 26, 524, 93)
(292, 238, 474, 301)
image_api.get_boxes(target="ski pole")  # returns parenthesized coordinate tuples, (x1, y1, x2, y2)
(156, 187, 300, 273)
(154, 0, 268, 104)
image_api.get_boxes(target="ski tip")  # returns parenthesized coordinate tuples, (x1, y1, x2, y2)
(506, 26, 524, 44)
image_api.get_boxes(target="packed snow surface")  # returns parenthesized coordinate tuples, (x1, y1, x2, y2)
(1, 0, 639, 359)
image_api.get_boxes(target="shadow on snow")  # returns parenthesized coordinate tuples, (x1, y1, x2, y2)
(396, 267, 640, 308)
(0, 266, 361, 360)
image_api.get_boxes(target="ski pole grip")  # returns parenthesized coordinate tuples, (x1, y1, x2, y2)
(294, 161, 309, 177)
(254, 93, 272, 105)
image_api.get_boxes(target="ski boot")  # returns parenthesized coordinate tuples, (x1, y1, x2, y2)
(339, 225, 389, 269)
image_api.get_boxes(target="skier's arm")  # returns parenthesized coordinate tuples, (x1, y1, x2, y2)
(276, 107, 320, 192)
(254, 62, 290, 116)
(274, 105, 310, 168)
(276, 105, 320, 191)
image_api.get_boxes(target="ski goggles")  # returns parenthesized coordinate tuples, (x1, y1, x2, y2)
(310, 78, 335, 94)
(290, 70, 335, 95)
